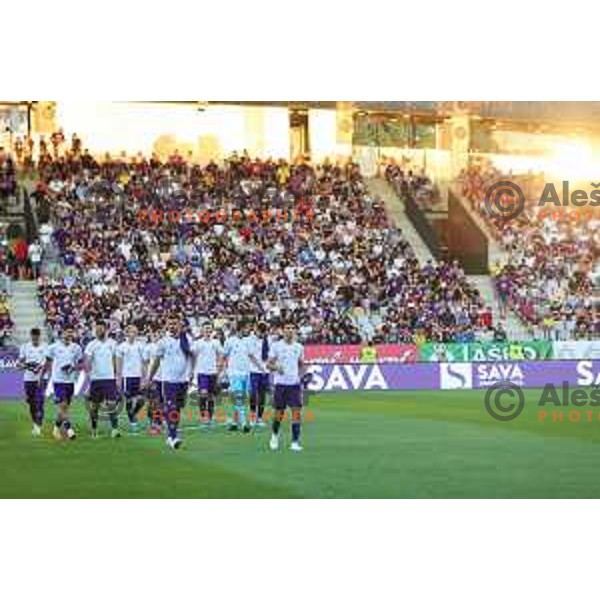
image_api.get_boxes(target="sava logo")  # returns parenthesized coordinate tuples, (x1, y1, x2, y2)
(576, 361, 600, 386)
(307, 365, 388, 391)
(476, 364, 525, 388)
(440, 363, 473, 390)
(0, 357, 19, 370)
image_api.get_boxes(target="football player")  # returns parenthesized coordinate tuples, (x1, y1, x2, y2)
(144, 327, 164, 435)
(116, 324, 148, 433)
(84, 321, 120, 438)
(267, 322, 305, 452)
(42, 326, 83, 440)
(223, 321, 252, 433)
(146, 315, 193, 450)
(247, 321, 271, 428)
(191, 322, 224, 428)
(18, 328, 48, 437)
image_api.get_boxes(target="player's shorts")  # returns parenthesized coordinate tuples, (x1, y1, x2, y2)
(88, 379, 118, 404)
(230, 374, 249, 393)
(197, 374, 217, 395)
(250, 372, 270, 395)
(122, 377, 142, 399)
(53, 382, 75, 405)
(24, 380, 46, 404)
(273, 384, 302, 410)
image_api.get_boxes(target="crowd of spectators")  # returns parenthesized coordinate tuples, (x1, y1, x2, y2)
(459, 161, 599, 340)
(34, 142, 492, 344)
(0, 292, 14, 346)
(0, 147, 17, 207)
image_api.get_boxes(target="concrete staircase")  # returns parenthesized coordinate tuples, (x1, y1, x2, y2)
(7, 281, 47, 344)
(366, 177, 434, 264)
(367, 176, 531, 339)
(468, 275, 528, 339)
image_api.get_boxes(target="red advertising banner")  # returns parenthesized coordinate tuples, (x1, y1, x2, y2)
(304, 344, 417, 364)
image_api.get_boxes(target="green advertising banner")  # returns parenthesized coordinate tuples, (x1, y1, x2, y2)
(419, 341, 554, 362)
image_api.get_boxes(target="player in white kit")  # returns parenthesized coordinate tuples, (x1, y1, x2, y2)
(17, 328, 48, 437)
(267, 322, 305, 452)
(116, 324, 148, 433)
(144, 328, 164, 435)
(191, 322, 223, 428)
(84, 321, 120, 438)
(42, 326, 83, 441)
(146, 315, 193, 450)
(247, 321, 272, 427)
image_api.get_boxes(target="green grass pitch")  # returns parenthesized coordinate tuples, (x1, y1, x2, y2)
(2, 389, 600, 498)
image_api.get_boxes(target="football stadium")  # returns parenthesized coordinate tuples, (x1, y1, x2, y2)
(1, 100, 599, 499)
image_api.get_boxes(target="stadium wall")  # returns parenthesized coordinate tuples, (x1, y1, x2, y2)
(447, 189, 489, 274)
(404, 194, 445, 260)
(54, 102, 291, 161)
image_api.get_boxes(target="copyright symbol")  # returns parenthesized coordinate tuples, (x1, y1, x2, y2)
(484, 381, 525, 422)
(484, 181, 525, 221)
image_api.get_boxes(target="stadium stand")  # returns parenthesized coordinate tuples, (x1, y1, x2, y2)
(0, 146, 17, 210)
(0, 291, 14, 346)
(33, 145, 494, 344)
(459, 161, 599, 340)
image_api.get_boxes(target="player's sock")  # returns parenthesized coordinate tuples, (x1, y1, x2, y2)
(151, 397, 162, 426)
(207, 398, 215, 421)
(126, 399, 135, 423)
(62, 419, 72, 431)
(291, 422, 301, 443)
(36, 401, 45, 426)
(249, 390, 258, 421)
(90, 408, 98, 431)
(167, 414, 179, 439)
(199, 393, 207, 415)
(258, 395, 266, 421)
(239, 406, 247, 426)
(272, 416, 281, 436)
(133, 400, 145, 422)
(109, 411, 119, 430)
(166, 395, 180, 439)
(55, 418, 63, 429)
(234, 391, 247, 425)
(28, 402, 37, 423)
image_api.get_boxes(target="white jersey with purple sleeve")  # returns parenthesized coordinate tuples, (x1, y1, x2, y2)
(84, 338, 117, 381)
(269, 340, 304, 386)
(46, 341, 83, 384)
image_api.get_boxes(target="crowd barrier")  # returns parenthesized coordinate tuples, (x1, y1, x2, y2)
(0, 347, 599, 397)
(305, 341, 600, 363)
